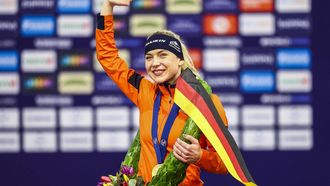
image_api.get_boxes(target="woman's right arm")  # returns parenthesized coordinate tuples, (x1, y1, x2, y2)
(96, 0, 153, 106)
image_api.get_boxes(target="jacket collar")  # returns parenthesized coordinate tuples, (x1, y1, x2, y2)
(158, 83, 175, 98)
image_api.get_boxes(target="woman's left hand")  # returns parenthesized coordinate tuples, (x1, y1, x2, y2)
(173, 134, 202, 164)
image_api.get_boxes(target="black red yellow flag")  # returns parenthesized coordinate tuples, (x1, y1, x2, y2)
(174, 69, 256, 186)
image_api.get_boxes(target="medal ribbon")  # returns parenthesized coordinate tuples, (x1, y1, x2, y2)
(152, 91, 180, 164)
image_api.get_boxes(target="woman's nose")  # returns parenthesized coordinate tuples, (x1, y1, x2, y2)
(152, 58, 161, 66)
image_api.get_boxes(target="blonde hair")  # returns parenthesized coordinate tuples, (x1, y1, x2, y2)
(147, 30, 201, 79)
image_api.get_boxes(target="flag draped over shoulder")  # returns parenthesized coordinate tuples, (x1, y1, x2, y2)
(174, 69, 257, 186)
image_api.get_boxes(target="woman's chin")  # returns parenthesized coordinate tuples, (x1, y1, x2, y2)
(152, 76, 167, 84)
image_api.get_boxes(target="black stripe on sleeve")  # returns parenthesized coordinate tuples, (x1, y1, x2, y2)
(97, 13, 104, 30)
(128, 72, 144, 91)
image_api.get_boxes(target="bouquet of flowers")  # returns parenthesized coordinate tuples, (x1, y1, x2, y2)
(97, 165, 144, 186)
(97, 131, 145, 186)
(97, 77, 212, 186)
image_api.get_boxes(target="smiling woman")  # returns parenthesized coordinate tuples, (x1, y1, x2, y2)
(95, 0, 232, 186)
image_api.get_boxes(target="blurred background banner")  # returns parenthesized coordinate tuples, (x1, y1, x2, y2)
(0, 0, 329, 185)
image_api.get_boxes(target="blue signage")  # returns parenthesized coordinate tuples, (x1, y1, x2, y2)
(0, 51, 18, 71)
(240, 70, 275, 93)
(21, 15, 55, 36)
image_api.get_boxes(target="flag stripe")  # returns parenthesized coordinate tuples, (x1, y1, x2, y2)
(174, 90, 241, 181)
(176, 70, 255, 184)
(176, 79, 248, 183)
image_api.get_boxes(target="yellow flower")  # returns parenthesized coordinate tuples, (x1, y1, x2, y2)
(123, 174, 129, 182)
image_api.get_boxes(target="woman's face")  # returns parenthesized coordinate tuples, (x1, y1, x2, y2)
(145, 49, 183, 84)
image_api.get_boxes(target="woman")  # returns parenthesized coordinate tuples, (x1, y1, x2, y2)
(96, 0, 229, 185)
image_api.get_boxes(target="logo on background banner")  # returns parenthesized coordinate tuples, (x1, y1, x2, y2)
(278, 105, 312, 127)
(277, 70, 312, 92)
(277, 15, 311, 34)
(131, 49, 147, 70)
(0, 132, 19, 153)
(114, 16, 128, 35)
(24, 132, 57, 152)
(166, 0, 202, 14)
(57, 15, 93, 37)
(0, 0, 18, 14)
(23, 75, 56, 94)
(0, 18, 17, 36)
(0, 108, 19, 129)
(239, 13, 275, 36)
(0, 51, 18, 71)
(57, 0, 91, 13)
(168, 15, 201, 36)
(58, 72, 94, 94)
(205, 75, 239, 90)
(130, 14, 166, 37)
(21, 15, 55, 37)
(276, 48, 311, 69)
(59, 51, 91, 70)
(95, 74, 121, 93)
(189, 49, 202, 70)
(131, 0, 162, 11)
(204, 14, 237, 35)
(203, 49, 239, 72)
(276, 0, 311, 13)
(203, 0, 237, 12)
(240, 0, 273, 12)
(21, 50, 57, 72)
(0, 73, 20, 94)
(23, 108, 56, 129)
(241, 49, 274, 67)
(21, 0, 54, 11)
(241, 71, 274, 93)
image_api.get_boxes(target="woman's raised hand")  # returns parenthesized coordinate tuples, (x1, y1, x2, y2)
(101, 0, 131, 15)
(108, 0, 132, 6)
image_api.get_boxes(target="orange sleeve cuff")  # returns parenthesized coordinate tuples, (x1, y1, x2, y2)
(194, 149, 208, 167)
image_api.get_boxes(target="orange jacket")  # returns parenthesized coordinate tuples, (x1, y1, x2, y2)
(96, 14, 228, 185)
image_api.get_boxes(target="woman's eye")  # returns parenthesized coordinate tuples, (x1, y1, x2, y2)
(160, 53, 167, 58)
(145, 56, 152, 60)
